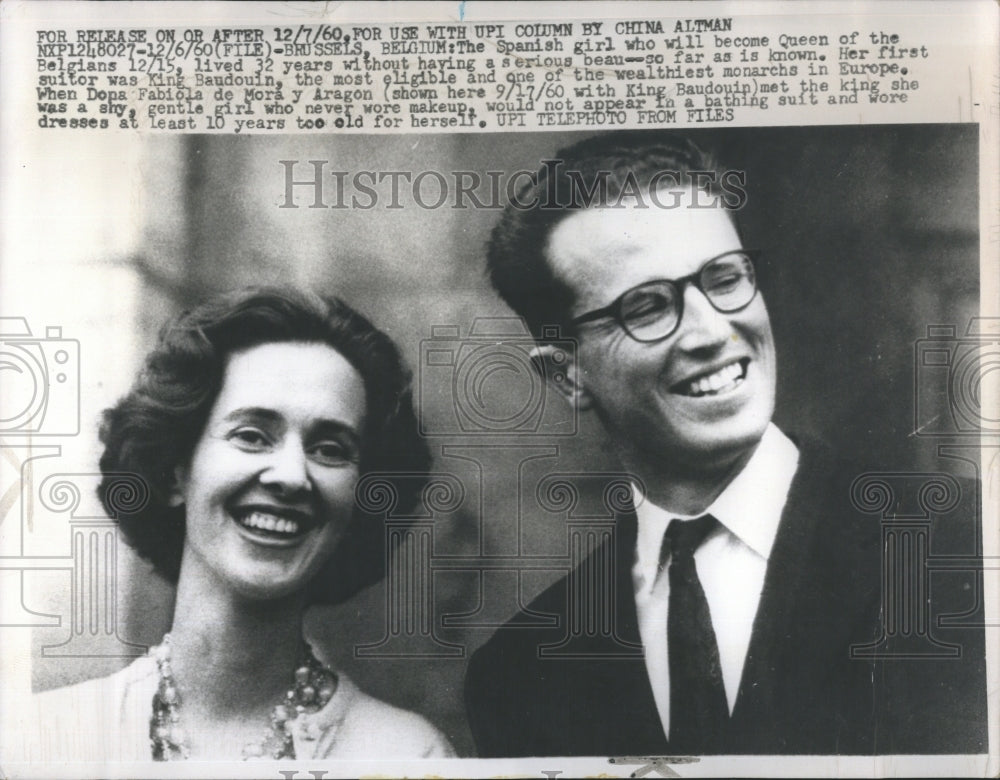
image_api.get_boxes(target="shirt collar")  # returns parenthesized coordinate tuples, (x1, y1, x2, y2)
(633, 423, 800, 585)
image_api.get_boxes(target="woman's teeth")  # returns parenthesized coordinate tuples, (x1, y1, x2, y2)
(238, 511, 301, 535)
(681, 361, 744, 397)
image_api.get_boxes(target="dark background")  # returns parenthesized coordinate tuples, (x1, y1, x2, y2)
(30, 125, 980, 755)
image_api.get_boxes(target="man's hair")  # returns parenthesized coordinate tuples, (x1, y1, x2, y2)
(97, 286, 431, 604)
(486, 131, 735, 341)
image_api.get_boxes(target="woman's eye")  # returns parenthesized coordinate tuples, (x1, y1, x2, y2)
(310, 441, 356, 466)
(229, 428, 270, 449)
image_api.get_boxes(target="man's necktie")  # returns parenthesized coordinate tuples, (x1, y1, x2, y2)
(661, 514, 728, 753)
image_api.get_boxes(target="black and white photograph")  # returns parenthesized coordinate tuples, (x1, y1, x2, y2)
(0, 2, 996, 777)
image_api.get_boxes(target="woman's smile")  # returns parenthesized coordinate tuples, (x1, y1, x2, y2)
(231, 505, 317, 545)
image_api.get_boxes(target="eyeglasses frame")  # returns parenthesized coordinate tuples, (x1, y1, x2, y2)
(568, 249, 762, 344)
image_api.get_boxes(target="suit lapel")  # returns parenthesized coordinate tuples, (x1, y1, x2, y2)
(608, 505, 670, 752)
(727, 448, 822, 743)
(727, 444, 877, 751)
(564, 504, 668, 753)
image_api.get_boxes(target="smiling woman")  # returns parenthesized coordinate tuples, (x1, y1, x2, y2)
(31, 287, 454, 762)
(174, 342, 367, 605)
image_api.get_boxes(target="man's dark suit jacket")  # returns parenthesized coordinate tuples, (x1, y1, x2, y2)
(465, 444, 987, 756)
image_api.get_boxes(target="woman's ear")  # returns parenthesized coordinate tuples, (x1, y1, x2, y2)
(529, 343, 593, 410)
(167, 465, 187, 508)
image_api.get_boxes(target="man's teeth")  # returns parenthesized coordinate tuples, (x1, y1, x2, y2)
(682, 362, 744, 397)
(238, 511, 301, 535)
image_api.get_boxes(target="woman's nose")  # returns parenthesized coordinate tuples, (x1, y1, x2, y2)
(259, 441, 311, 494)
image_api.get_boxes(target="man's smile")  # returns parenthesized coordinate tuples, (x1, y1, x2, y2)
(670, 358, 749, 397)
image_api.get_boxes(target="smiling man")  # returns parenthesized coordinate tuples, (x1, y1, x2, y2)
(463, 132, 987, 757)
(545, 188, 775, 501)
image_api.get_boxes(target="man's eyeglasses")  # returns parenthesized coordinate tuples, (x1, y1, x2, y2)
(569, 250, 760, 343)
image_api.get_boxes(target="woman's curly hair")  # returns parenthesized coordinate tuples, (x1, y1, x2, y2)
(97, 286, 431, 603)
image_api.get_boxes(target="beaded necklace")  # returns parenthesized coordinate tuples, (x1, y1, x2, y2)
(149, 633, 338, 761)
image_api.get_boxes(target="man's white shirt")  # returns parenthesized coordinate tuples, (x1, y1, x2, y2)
(632, 423, 800, 739)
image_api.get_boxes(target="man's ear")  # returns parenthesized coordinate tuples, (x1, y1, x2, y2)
(529, 343, 593, 410)
(167, 464, 187, 508)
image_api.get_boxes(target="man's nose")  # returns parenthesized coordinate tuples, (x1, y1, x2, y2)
(259, 440, 311, 494)
(673, 285, 732, 352)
